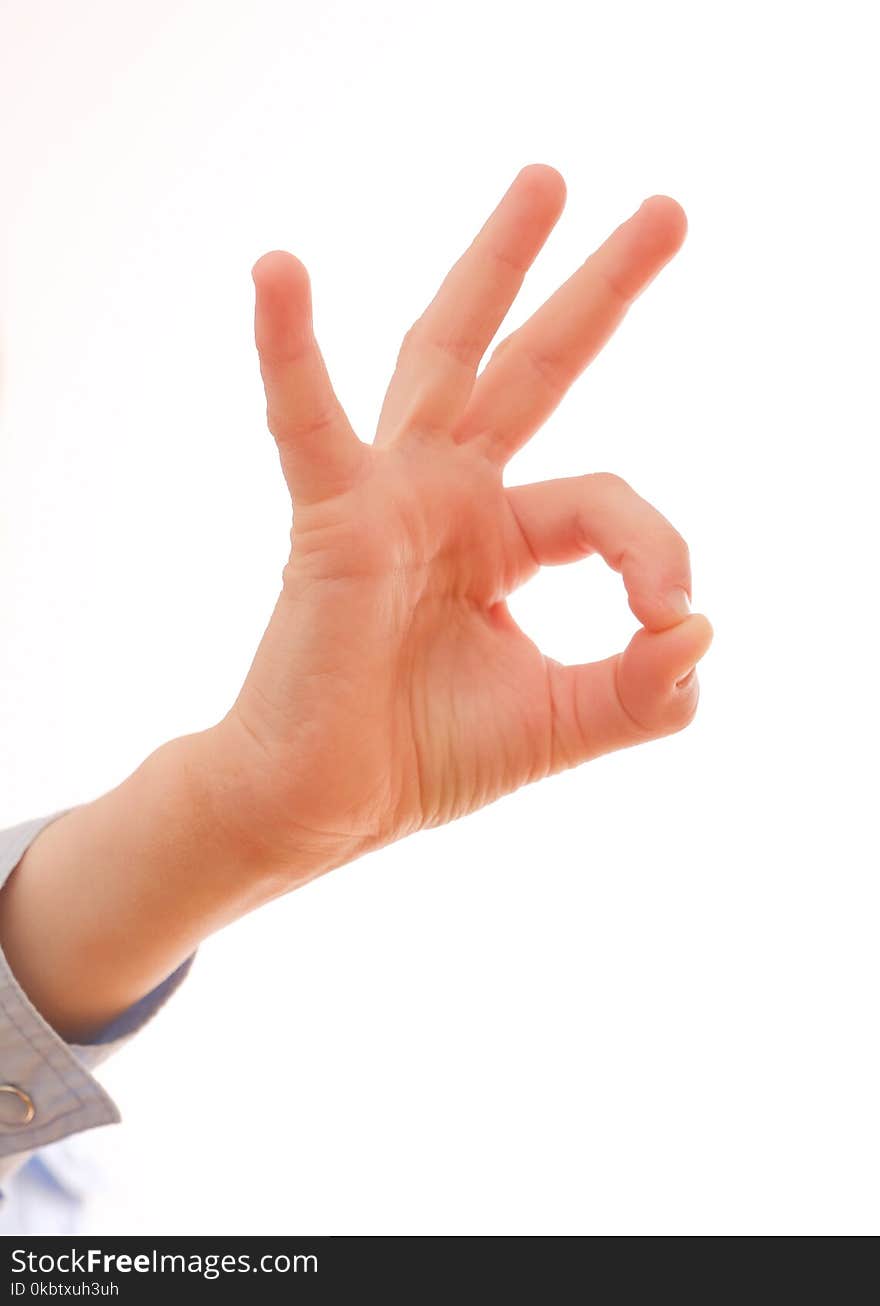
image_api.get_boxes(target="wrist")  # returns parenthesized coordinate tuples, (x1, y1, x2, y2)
(149, 727, 289, 916)
(196, 711, 370, 897)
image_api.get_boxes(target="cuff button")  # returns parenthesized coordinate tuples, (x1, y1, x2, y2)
(0, 1084, 36, 1127)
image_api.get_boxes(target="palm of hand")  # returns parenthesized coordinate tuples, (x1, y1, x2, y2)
(226, 166, 713, 877)
(264, 438, 549, 842)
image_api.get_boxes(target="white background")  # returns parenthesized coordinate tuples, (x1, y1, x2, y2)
(1, 0, 877, 1235)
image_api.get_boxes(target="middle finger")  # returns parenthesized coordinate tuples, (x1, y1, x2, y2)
(374, 163, 566, 445)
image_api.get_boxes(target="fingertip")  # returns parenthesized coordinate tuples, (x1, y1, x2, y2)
(689, 611, 714, 655)
(666, 611, 713, 671)
(620, 611, 711, 700)
(669, 613, 713, 693)
(640, 194, 688, 237)
(630, 197, 688, 267)
(251, 253, 314, 351)
(251, 250, 310, 292)
(517, 162, 568, 212)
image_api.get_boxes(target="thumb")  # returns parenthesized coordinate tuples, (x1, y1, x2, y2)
(547, 613, 714, 768)
(618, 612, 715, 732)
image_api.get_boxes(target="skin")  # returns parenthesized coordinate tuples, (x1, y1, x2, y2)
(0, 165, 713, 1042)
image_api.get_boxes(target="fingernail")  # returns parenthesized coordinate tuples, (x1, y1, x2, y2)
(667, 587, 691, 619)
(675, 666, 697, 689)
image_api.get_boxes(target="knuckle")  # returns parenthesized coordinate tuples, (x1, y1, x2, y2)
(570, 507, 598, 560)
(397, 321, 422, 363)
(663, 524, 690, 568)
(672, 526, 691, 555)
(596, 261, 632, 308)
(521, 345, 567, 400)
(587, 470, 630, 494)
(266, 403, 337, 445)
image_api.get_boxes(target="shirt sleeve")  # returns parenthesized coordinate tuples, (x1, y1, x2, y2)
(0, 809, 194, 1191)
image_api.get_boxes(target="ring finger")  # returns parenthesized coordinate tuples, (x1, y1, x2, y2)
(454, 196, 687, 466)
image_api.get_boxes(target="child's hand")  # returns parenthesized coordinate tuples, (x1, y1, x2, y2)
(216, 164, 713, 884)
(0, 167, 713, 1041)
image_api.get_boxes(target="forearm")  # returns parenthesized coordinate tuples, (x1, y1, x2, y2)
(0, 728, 285, 1044)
